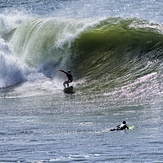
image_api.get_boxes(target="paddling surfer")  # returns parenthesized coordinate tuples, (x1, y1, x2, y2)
(59, 70, 73, 88)
(110, 121, 129, 131)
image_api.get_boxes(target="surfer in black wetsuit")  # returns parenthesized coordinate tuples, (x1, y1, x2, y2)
(59, 70, 73, 88)
(110, 121, 129, 131)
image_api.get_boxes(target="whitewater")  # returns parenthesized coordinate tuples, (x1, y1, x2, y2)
(0, 0, 163, 162)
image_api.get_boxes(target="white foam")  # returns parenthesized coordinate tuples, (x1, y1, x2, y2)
(0, 38, 25, 88)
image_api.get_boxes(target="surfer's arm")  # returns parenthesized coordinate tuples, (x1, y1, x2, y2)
(59, 70, 67, 74)
(117, 125, 120, 129)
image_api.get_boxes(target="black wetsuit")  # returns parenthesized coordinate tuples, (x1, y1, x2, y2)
(59, 70, 73, 87)
(110, 123, 129, 131)
(66, 72, 73, 83)
(117, 124, 129, 130)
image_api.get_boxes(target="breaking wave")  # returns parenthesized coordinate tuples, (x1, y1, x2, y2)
(1, 16, 163, 103)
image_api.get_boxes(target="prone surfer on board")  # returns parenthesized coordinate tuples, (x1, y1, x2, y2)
(110, 121, 129, 131)
(59, 70, 73, 88)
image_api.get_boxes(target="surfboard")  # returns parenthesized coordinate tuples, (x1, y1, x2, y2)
(129, 125, 134, 130)
(63, 86, 75, 94)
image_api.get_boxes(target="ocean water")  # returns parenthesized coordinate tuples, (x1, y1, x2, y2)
(0, 0, 163, 162)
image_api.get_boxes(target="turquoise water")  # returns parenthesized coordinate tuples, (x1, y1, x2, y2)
(0, 0, 163, 162)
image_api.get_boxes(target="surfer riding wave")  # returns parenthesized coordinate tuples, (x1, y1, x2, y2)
(59, 70, 73, 88)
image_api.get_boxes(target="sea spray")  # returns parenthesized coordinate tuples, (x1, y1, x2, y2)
(0, 37, 26, 88)
(9, 17, 98, 77)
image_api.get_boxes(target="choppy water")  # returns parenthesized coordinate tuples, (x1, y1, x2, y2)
(1, 95, 163, 162)
(0, 0, 163, 162)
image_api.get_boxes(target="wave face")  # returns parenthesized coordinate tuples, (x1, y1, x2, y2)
(9, 18, 96, 78)
(68, 18, 163, 102)
(71, 18, 163, 79)
(1, 16, 163, 103)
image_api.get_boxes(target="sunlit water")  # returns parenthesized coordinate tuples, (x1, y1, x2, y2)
(0, 92, 163, 162)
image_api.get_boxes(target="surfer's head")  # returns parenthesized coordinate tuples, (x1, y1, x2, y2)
(123, 121, 126, 124)
(67, 70, 71, 73)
